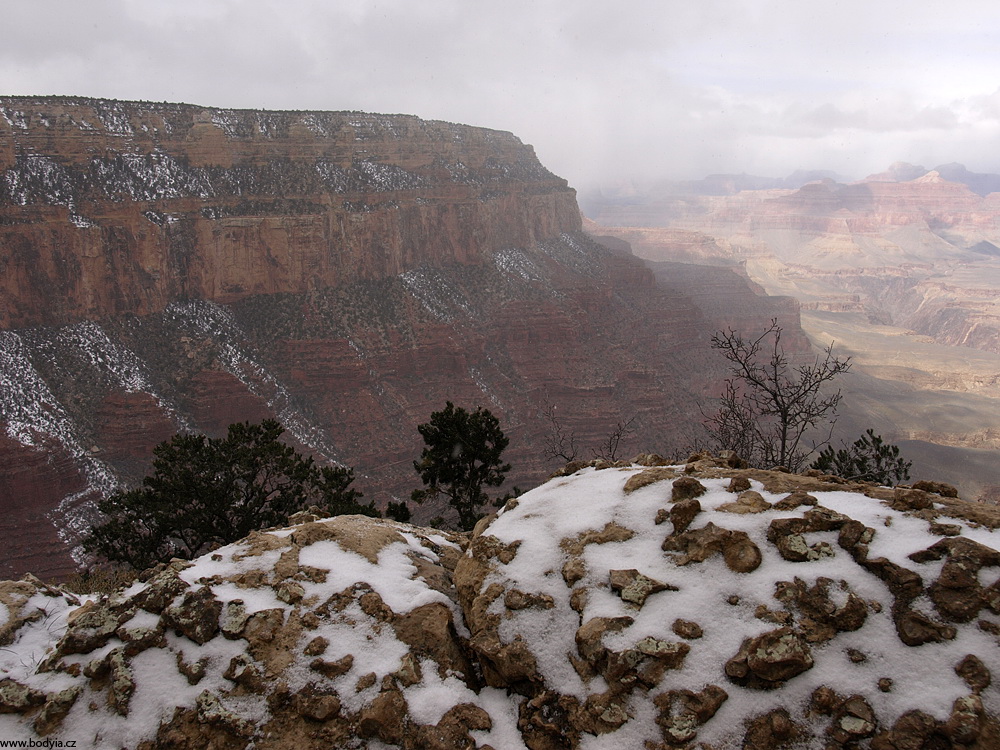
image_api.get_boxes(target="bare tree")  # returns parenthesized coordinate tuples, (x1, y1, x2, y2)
(540, 398, 638, 464)
(540, 398, 579, 462)
(705, 319, 851, 471)
(592, 415, 638, 462)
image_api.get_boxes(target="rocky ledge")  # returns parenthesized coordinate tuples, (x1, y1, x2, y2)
(0, 455, 998, 748)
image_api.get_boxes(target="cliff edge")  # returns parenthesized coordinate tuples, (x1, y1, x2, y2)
(0, 457, 997, 748)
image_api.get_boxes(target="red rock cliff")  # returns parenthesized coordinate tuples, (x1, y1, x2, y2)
(0, 98, 801, 579)
(0, 97, 580, 327)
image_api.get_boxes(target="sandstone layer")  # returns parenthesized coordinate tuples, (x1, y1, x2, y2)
(0, 457, 997, 748)
(0, 97, 581, 329)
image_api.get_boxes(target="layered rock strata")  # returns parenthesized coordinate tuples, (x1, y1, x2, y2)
(0, 458, 998, 748)
(0, 97, 580, 328)
(0, 98, 804, 578)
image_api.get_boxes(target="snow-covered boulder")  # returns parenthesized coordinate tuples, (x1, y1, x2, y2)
(0, 459, 998, 749)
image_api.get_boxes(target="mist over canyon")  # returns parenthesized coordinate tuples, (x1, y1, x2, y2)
(0, 97, 807, 579)
(583, 163, 1000, 504)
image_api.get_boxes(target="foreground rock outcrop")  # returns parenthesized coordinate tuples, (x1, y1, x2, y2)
(1, 459, 998, 748)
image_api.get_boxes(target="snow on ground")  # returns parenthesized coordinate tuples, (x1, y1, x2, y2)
(0, 460, 996, 748)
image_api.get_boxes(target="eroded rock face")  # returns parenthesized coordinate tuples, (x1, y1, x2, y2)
(0, 100, 812, 581)
(0, 462, 998, 748)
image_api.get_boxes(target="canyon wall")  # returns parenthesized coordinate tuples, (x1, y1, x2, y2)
(0, 97, 579, 327)
(0, 98, 799, 579)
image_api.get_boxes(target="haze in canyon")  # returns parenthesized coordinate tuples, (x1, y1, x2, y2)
(582, 163, 1000, 503)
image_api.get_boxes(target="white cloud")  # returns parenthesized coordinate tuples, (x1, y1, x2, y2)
(3, 0, 1000, 186)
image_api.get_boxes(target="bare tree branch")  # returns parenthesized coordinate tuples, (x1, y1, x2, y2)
(592, 415, 638, 462)
(705, 319, 851, 471)
(540, 398, 579, 462)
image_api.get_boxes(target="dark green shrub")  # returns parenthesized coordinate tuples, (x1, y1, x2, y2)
(811, 429, 911, 485)
(412, 402, 510, 531)
(84, 419, 377, 570)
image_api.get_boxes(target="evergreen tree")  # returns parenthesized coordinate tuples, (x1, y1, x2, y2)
(84, 419, 376, 570)
(811, 429, 912, 485)
(412, 402, 510, 531)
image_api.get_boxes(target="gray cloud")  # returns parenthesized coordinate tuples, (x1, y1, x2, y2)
(3, 0, 1000, 188)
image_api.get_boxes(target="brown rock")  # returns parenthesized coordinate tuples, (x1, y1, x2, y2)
(609, 569, 677, 606)
(468, 631, 539, 690)
(0, 679, 47, 714)
(742, 708, 802, 749)
(912, 480, 959, 497)
(309, 654, 354, 679)
(717, 490, 771, 514)
(575, 616, 634, 665)
(561, 522, 635, 556)
(809, 686, 842, 716)
(773, 491, 818, 511)
(880, 709, 940, 750)
(241, 608, 286, 645)
(32, 686, 81, 736)
(632, 453, 668, 467)
(955, 654, 992, 693)
(723, 533, 763, 573)
(895, 608, 958, 646)
(303, 636, 329, 656)
(755, 605, 793, 625)
(653, 685, 728, 745)
(891, 488, 933, 511)
(828, 695, 877, 743)
(195, 690, 255, 738)
(294, 691, 341, 722)
(219, 600, 249, 639)
(726, 627, 814, 689)
(623, 467, 678, 494)
(671, 619, 703, 639)
(519, 691, 581, 750)
(663, 522, 762, 572)
(929, 522, 962, 536)
(163, 587, 222, 645)
(671, 476, 707, 501)
(668, 498, 701, 534)
(943, 694, 984, 745)
(358, 687, 409, 745)
(223, 654, 266, 693)
(504, 589, 556, 610)
(562, 557, 586, 586)
(393, 602, 474, 681)
(727, 476, 752, 493)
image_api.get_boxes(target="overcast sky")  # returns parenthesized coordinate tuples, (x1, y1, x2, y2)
(4, 0, 1000, 190)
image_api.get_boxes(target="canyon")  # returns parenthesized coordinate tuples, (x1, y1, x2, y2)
(583, 164, 1000, 503)
(0, 97, 800, 579)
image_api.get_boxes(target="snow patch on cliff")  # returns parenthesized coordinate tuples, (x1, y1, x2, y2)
(400, 268, 475, 323)
(0, 331, 119, 496)
(165, 300, 343, 463)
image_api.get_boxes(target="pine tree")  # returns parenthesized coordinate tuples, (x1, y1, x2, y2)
(84, 419, 376, 570)
(412, 402, 510, 531)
